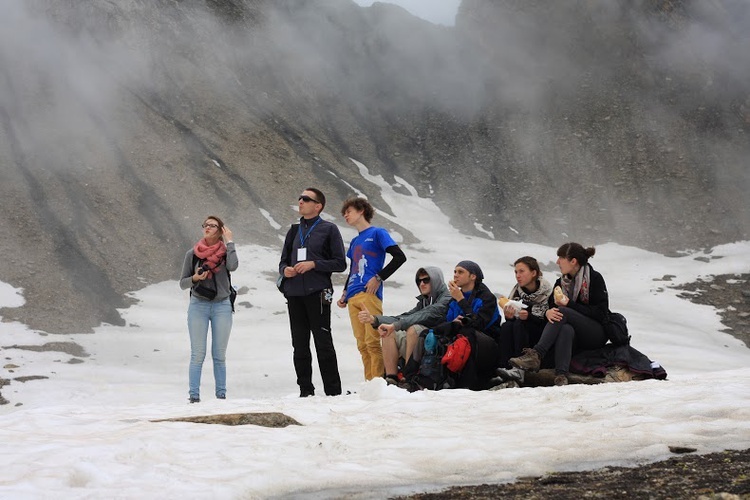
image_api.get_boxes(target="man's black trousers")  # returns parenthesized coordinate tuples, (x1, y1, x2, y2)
(287, 293, 342, 396)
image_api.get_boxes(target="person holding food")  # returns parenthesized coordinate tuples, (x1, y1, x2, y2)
(509, 243, 609, 386)
(494, 256, 553, 383)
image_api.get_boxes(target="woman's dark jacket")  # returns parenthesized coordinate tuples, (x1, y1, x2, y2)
(550, 264, 609, 323)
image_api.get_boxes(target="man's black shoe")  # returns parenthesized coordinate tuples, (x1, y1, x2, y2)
(300, 389, 314, 398)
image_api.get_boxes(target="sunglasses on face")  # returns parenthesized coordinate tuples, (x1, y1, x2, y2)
(202, 223, 219, 229)
(298, 195, 320, 204)
(417, 277, 431, 285)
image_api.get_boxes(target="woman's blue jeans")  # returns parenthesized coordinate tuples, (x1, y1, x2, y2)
(187, 296, 233, 398)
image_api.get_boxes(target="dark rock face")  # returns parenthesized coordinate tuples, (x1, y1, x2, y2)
(0, 0, 748, 333)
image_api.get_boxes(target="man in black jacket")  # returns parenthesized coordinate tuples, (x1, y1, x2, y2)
(442, 261, 502, 389)
(279, 188, 347, 397)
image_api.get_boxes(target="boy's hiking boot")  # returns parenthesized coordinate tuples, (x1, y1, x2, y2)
(384, 375, 399, 385)
(554, 374, 569, 386)
(509, 348, 541, 372)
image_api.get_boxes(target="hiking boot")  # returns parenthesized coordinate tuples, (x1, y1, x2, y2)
(554, 374, 569, 386)
(216, 394, 226, 399)
(384, 375, 399, 385)
(495, 367, 525, 383)
(299, 389, 315, 398)
(509, 348, 541, 372)
(189, 396, 200, 403)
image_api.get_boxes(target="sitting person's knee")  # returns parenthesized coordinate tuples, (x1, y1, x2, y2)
(405, 326, 418, 341)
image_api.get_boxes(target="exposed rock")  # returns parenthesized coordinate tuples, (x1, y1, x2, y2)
(0, 0, 748, 334)
(152, 412, 302, 428)
(669, 446, 698, 454)
(398, 448, 750, 499)
(13, 375, 49, 383)
(2, 342, 89, 357)
(673, 274, 750, 348)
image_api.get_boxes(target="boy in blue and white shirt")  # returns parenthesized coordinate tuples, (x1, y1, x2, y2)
(337, 197, 406, 380)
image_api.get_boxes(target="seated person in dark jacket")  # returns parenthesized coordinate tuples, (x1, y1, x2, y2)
(444, 260, 502, 340)
(358, 266, 451, 384)
(436, 260, 502, 389)
(401, 261, 501, 390)
(510, 243, 609, 387)
(495, 256, 553, 383)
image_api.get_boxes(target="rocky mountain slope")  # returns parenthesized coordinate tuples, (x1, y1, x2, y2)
(0, 0, 748, 333)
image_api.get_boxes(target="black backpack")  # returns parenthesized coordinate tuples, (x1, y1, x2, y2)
(603, 311, 630, 346)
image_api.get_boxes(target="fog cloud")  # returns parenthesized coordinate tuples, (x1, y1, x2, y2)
(352, 0, 461, 26)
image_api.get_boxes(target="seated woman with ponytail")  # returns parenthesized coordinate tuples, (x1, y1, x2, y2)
(509, 243, 608, 386)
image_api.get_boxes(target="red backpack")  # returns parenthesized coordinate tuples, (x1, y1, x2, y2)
(441, 334, 471, 373)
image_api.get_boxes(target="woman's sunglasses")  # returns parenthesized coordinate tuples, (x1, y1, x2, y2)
(299, 195, 320, 204)
(416, 277, 431, 285)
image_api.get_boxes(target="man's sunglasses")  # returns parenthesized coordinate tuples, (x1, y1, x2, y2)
(416, 277, 431, 285)
(299, 195, 320, 204)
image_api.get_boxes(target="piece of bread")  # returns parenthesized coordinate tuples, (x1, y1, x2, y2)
(554, 286, 565, 302)
(498, 296, 510, 308)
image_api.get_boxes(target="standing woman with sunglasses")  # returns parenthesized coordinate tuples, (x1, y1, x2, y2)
(179, 215, 237, 403)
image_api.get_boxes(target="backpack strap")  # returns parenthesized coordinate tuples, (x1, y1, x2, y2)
(281, 223, 300, 265)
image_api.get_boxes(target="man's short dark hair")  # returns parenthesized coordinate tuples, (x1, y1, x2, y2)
(305, 187, 326, 210)
(340, 197, 375, 222)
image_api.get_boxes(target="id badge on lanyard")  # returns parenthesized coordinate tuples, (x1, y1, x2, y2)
(297, 218, 321, 262)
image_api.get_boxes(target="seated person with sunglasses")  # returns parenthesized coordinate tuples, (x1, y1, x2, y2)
(357, 267, 451, 384)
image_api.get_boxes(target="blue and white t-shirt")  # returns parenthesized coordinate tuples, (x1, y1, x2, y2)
(345, 226, 397, 300)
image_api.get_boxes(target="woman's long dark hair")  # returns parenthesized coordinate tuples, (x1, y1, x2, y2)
(557, 242, 595, 265)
